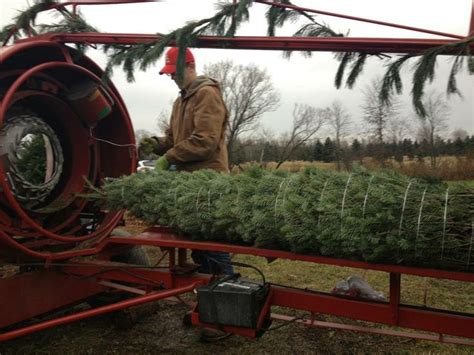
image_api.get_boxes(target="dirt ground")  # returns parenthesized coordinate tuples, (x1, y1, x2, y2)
(1, 217, 473, 354)
(2, 300, 470, 355)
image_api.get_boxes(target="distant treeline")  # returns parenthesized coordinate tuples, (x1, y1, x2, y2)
(232, 135, 474, 165)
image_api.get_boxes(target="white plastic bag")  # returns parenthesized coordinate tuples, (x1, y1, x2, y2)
(332, 275, 387, 302)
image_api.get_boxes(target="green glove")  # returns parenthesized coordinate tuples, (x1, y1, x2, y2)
(155, 155, 170, 171)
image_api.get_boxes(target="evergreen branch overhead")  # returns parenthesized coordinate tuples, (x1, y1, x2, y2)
(2, 1, 473, 117)
(334, 52, 356, 88)
(0, 25, 18, 45)
(380, 55, 414, 105)
(409, 35, 474, 117)
(102, 2, 251, 82)
(0, 0, 98, 47)
(38, 8, 98, 34)
(283, 22, 343, 59)
(446, 55, 463, 97)
(266, 0, 300, 37)
(345, 53, 368, 89)
(1, 0, 57, 45)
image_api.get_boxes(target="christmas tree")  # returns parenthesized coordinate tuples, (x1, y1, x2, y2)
(90, 167, 474, 272)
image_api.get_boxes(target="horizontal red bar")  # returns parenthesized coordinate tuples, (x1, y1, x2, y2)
(25, 33, 473, 55)
(56, 0, 157, 5)
(270, 286, 474, 339)
(271, 313, 474, 346)
(108, 229, 474, 282)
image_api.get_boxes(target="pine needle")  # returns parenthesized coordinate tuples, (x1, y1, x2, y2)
(346, 53, 368, 89)
(380, 55, 413, 105)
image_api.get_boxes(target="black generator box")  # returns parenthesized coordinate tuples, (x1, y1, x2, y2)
(197, 278, 269, 328)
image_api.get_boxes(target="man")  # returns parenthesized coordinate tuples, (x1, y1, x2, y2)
(145, 46, 233, 276)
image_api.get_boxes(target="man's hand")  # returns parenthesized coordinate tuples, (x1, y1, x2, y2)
(155, 155, 170, 171)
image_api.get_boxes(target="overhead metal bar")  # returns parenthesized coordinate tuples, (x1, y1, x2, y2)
(470, 0, 474, 35)
(30, 33, 474, 55)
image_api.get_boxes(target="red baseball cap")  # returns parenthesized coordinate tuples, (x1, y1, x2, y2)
(159, 47, 195, 75)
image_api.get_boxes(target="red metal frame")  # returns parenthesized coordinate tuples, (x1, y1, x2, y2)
(1, 0, 473, 346)
(2, 228, 473, 344)
(471, 0, 474, 35)
(28, 33, 474, 54)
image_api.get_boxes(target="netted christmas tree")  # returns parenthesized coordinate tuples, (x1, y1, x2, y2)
(91, 167, 474, 272)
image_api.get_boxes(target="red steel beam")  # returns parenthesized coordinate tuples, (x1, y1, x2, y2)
(60, 0, 156, 3)
(271, 314, 474, 346)
(28, 33, 474, 54)
(270, 285, 474, 339)
(471, 0, 474, 35)
(108, 229, 474, 282)
(63, 260, 474, 339)
(45, 0, 156, 8)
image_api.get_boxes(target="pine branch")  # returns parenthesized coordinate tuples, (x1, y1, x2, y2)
(447, 55, 464, 97)
(0, 25, 18, 45)
(102, 3, 248, 82)
(282, 23, 342, 60)
(39, 8, 98, 34)
(1, 0, 57, 45)
(411, 35, 474, 117)
(3, 0, 472, 118)
(1, 0, 97, 51)
(225, 0, 253, 37)
(380, 55, 413, 105)
(334, 52, 356, 88)
(346, 53, 368, 89)
(265, 0, 300, 37)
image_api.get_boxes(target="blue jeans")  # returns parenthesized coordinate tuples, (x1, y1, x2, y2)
(191, 250, 234, 275)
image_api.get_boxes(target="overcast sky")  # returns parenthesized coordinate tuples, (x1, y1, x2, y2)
(2, 0, 473, 139)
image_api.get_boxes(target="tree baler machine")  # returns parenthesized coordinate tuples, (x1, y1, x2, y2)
(0, 0, 473, 345)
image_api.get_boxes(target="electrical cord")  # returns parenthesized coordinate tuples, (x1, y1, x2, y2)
(89, 127, 137, 148)
(206, 257, 266, 285)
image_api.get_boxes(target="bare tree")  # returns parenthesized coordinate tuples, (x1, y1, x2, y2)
(326, 101, 351, 147)
(156, 109, 170, 135)
(362, 79, 401, 144)
(204, 60, 280, 165)
(386, 115, 412, 143)
(256, 128, 276, 167)
(275, 103, 325, 169)
(416, 91, 450, 167)
(362, 79, 401, 164)
(325, 100, 352, 169)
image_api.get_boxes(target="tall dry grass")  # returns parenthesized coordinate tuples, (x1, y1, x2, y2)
(374, 155, 474, 181)
(235, 155, 474, 181)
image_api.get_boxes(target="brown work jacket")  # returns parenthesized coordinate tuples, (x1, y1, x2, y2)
(155, 76, 229, 172)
